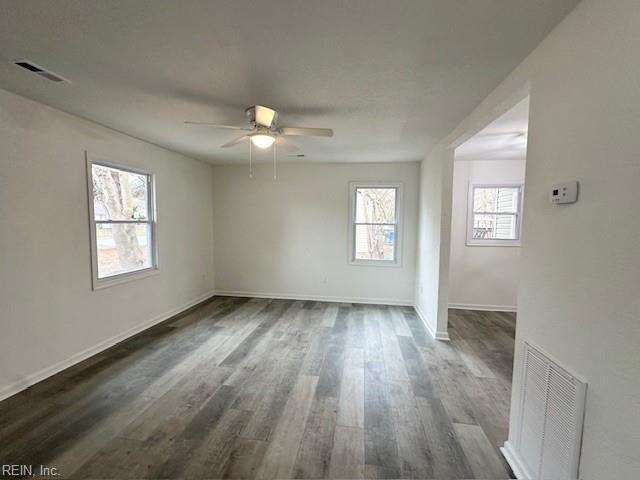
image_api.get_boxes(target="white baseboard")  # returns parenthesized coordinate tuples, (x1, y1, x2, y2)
(0, 290, 216, 403)
(214, 290, 414, 307)
(449, 302, 517, 313)
(414, 304, 450, 341)
(500, 441, 531, 479)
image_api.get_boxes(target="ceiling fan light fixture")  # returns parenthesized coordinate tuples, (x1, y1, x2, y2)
(250, 134, 275, 149)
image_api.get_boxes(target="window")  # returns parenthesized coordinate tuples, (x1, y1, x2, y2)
(349, 183, 402, 266)
(87, 155, 158, 289)
(467, 184, 523, 246)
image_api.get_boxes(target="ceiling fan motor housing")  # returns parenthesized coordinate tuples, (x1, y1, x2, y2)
(244, 106, 255, 124)
(245, 106, 278, 130)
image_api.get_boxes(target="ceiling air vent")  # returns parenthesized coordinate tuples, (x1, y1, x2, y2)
(14, 60, 68, 83)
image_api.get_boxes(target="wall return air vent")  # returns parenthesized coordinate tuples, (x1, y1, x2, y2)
(503, 342, 587, 480)
(14, 60, 69, 83)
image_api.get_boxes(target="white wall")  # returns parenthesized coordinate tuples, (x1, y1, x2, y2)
(449, 159, 526, 311)
(414, 148, 453, 338)
(0, 89, 215, 399)
(212, 162, 419, 305)
(415, 0, 640, 477)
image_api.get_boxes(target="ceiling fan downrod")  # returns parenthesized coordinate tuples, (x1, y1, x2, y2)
(273, 141, 277, 180)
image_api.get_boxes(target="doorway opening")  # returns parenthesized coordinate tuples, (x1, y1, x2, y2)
(448, 97, 529, 315)
(443, 96, 530, 460)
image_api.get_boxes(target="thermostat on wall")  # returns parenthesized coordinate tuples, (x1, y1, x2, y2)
(550, 181, 579, 204)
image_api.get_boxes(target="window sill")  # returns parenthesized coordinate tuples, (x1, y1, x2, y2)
(466, 241, 521, 247)
(349, 259, 402, 268)
(92, 267, 160, 291)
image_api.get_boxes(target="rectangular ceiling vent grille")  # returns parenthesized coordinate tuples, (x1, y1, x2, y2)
(14, 60, 68, 83)
(515, 343, 587, 480)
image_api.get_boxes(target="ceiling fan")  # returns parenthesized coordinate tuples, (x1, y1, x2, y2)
(185, 105, 333, 178)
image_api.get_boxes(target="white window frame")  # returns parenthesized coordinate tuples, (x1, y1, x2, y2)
(86, 152, 159, 290)
(348, 182, 403, 267)
(466, 183, 523, 247)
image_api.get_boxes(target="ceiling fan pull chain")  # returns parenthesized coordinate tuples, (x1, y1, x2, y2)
(273, 141, 277, 180)
(249, 139, 253, 178)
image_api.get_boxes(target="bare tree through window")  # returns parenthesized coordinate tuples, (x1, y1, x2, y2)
(353, 187, 398, 261)
(90, 163, 155, 280)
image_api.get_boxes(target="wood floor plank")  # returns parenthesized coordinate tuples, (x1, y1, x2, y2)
(379, 308, 411, 383)
(255, 374, 319, 480)
(145, 383, 240, 478)
(402, 309, 431, 347)
(0, 399, 60, 449)
(73, 377, 236, 479)
(120, 365, 233, 442)
(219, 300, 295, 367)
(397, 335, 437, 398)
(415, 395, 474, 479)
(293, 304, 351, 478)
(301, 326, 333, 375)
(223, 437, 269, 479)
(141, 327, 230, 399)
(67, 436, 142, 479)
(293, 396, 339, 478)
(387, 379, 434, 479)
(389, 307, 413, 337)
(337, 350, 365, 428)
(173, 408, 253, 479)
(238, 337, 309, 441)
(364, 310, 385, 364)
(49, 392, 156, 478)
(453, 422, 511, 479)
(314, 337, 346, 399)
(329, 425, 365, 479)
(223, 304, 307, 389)
(363, 360, 399, 472)
(344, 305, 365, 348)
(459, 375, 511, 450)
(364, 463, 401, 479)
(452, 338, 497, 379)
(420, 343, 478, 426)
(322, 302, 339, 327)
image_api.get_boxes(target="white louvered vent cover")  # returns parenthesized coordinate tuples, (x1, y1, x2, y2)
(516, 343, 587, 480)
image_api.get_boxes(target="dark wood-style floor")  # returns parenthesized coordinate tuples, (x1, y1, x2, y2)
(0, 297, 516, 479)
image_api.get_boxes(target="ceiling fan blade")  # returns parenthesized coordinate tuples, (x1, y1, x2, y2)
(280, 127, 333, 137)
(254, 105, 277, 127)
(184, 121, 247, 130)
(277, 136, 299, 152)
(221, 135, 250, 148)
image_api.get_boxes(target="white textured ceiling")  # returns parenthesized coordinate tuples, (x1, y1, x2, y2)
(456, 97, 530, 162)
(0, 0, 578, 164)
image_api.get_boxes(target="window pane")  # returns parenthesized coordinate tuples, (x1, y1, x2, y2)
(496, 187, 519, 212)
(355, 188, 396, 224)
(473, 188, 497, 213)
(355, 225, 395, 260)
(92, 164, 149, 221)
(495, 214, 518, 239)
(473, 187, 519, 213)
(472, 214, 518, 240)
(96, 223, 152, 278)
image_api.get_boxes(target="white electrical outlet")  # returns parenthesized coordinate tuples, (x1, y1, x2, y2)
(550, 181, 579, 204)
